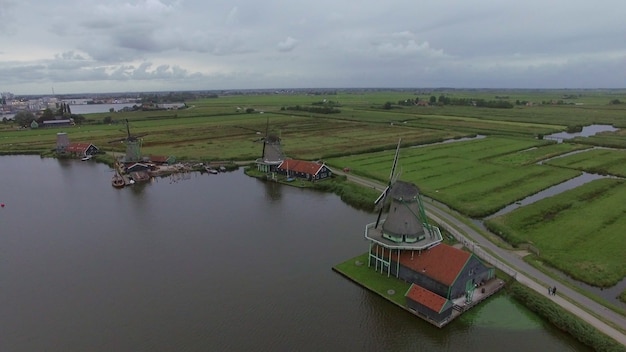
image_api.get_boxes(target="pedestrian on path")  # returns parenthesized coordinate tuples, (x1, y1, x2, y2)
(553, 286, 557, 296)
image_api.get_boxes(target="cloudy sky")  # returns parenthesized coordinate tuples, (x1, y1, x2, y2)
(1, 0, 625, 94)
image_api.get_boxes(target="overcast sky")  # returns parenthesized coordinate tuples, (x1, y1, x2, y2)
(1, 0, 625, 94)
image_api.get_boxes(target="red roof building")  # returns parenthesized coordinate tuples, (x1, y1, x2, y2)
(391, 244, 471, 286)
(277, 159, 332, 181)
(64, 142, 99, 157)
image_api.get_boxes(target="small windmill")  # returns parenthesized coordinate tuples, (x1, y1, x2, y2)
(108, 119, 148, 163)
(257, 116, 284, 173)
(373, 139, 435, 243)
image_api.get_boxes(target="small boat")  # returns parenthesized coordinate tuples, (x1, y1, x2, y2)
(81, 155, 93, 161)
(112, 174, 125, 188)
(205, 167, 218, 174)
(219, 166, 226, 172)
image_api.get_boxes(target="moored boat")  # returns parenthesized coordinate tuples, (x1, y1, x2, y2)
(112, 174, 125, 188)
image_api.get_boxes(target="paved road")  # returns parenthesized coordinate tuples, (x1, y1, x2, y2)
(337, 169, 626, 346)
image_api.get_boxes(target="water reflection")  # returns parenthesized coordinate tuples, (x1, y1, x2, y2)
(263, 180, 283, 201)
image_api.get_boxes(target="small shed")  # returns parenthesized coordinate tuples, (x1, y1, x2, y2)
(405, 284, 454, 325)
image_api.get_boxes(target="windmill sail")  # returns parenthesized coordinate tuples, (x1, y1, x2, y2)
(374, 138, 401, 228)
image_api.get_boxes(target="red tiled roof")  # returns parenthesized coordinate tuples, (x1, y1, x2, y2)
(382, 243, 471, 286)
(65, 143, 93, 153)
(406, 284, 449, 313)
(278, 159, 324, 175)
(150, 155, 170, 163)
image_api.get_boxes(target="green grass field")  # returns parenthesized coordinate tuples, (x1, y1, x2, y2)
(544, 148, 626, 177)
(485, 178, 626, 287)
(326, 137, 581, 217)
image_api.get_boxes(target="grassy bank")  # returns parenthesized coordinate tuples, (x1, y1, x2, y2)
(243, 167, 380, 212)
(508, 281, 626, 352)
(332, 253, 411, 307)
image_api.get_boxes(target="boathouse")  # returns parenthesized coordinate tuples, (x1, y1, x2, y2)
(405, 284, 454, 324)
(276, 159, 332, 181)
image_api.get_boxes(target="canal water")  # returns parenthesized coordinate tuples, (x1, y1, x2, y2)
(0, 156, 590, 351)
(69, 103, 137, 114)
(545, 124, 619, 142)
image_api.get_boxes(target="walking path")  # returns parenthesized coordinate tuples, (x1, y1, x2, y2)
(337, 169, 626, 347)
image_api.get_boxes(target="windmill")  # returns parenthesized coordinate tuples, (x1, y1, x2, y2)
(372, 138, 436, 243)
(108, 119, 148, 163)
(255, 116, 284, 174)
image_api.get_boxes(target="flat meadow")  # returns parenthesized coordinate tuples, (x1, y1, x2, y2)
(485, 178, 626, 287)
(326, 137, 581, 218)
(544, 148, 626, 177)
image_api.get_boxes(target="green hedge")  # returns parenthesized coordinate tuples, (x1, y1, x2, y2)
(508, 282, 625, 352)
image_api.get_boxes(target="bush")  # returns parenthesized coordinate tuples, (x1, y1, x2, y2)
(509, 282, 625, 352)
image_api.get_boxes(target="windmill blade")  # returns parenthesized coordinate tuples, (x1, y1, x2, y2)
(374, 186, 390, 205)
(391, 166, 402, 185)
(262, 117, 269, 158)
(389, 138, 401, 180)
(374, 207, 384, 228)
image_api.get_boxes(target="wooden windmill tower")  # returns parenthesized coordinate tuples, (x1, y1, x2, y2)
(256, 117, 284, 174)
(108, 119, 147, 163)
(365, 139, 443, 276)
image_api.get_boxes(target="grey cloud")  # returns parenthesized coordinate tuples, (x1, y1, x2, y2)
(277, 37, 298, 52)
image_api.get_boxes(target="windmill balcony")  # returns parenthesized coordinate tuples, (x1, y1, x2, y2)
(365, 221, 443, 251)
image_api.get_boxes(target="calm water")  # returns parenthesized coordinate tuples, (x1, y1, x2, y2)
(69, 103, 137, 114)
(545, 124, 619, 141)
(0, 156, 590, 352)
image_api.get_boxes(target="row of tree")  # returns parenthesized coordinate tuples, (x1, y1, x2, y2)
(10, 105, 86, 127)
(281, 105, 341, 114)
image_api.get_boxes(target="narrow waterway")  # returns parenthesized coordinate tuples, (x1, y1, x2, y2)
(484, 172, 610, 219)
(0, 155, 589, 352)
(545, 124, 619, 142)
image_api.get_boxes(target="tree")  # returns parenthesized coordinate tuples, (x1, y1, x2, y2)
(103, 116, 113, 124)
(383, 102, 392, 110)
(73, 115, 86, 124)
(14, 111, 35, 127)
(429, 96, 437, 104)
(41, 108, 55, 121)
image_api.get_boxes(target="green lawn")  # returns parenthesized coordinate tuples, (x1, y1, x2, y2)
(333, 253, 411, 307)
(485, 178, 626, 287)
(327, 136, 581, 217)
